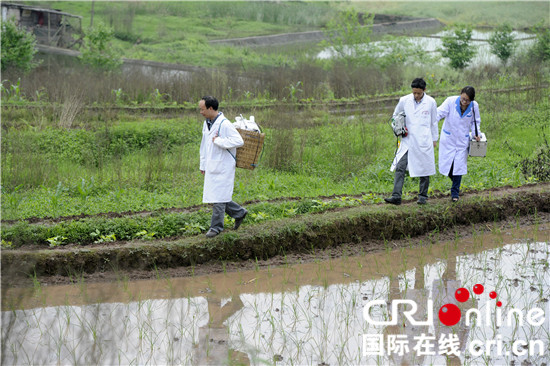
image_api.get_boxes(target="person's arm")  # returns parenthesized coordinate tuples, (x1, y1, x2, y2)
(392, 97, 405, 118)
(199, 122, 207, 174)
(436, 97, 450, 122)
(431, 99, 439, 147)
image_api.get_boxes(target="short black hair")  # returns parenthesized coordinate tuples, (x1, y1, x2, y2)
(460, 86, 475, 101)
(201, 96, 219, 110)
(411, 78, 426, 90)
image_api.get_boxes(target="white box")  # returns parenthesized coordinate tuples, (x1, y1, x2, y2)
(469, 132, 487, 157)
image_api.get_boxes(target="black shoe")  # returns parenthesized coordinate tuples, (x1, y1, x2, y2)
(417, 198, 427, 205)
(233, 211, 247, 230)
(205, 229, 219, 238)
(384, 197, 401, 205)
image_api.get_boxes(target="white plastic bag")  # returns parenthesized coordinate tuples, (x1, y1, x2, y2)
(234, 114, 261, 132)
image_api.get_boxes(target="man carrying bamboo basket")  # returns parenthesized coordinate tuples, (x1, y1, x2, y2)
(199, 96, 248, 238)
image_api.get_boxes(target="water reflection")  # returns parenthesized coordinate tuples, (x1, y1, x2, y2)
(2, 227, 549, 365)
(317, 30, 536, 67)
(1, 296, 208, 365)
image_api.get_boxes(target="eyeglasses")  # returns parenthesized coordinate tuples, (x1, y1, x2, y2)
(460, 97, 471, 104)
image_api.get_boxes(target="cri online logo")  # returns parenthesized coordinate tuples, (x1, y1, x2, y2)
(362, 282, 544, 328)
(438, 283, 500, 326)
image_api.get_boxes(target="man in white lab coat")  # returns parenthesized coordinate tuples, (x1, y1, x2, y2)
(384, 78, 438, 205)
(199, 96, 247, 238)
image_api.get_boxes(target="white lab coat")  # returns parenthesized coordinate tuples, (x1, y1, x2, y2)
(200, 113, 244, 203)
(437, 96, 481, 176)
(390, 94, 438, 177)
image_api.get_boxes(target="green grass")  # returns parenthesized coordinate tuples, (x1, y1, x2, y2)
(346, 1, 549, 28)
(2, 88, 548, 221)
(42, 1, 332, 37)
(1, 196, 371, 248)
(21, 1, 548, 68)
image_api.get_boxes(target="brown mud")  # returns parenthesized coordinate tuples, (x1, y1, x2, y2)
(3, 219, 548, 311)
(2, 184, 549, 288)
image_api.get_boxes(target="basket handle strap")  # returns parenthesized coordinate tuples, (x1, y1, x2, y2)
(217, 118, 237, 161)
(249, 122, 264, 168)
(250, 134, 264, 168)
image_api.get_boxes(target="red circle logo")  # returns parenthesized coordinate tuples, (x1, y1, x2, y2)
(455, 288, 470, 302)
(438, 303, 461, 326)
(473, 284, 484, 295)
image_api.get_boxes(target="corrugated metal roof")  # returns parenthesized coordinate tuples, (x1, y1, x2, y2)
(1, 3, 82, 19)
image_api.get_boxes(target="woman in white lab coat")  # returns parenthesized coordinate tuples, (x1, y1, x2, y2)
(437, 86, 481, 202)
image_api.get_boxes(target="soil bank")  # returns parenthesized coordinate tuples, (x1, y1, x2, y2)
(1, 184, 549, 287)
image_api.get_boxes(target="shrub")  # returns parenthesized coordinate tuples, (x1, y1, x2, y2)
(440, 24, 476, 70)
(320, 9, 374, 66)
(519, 133, 550, 181)
(1, 20, 39, 72)
(488, 24, 517, 65)
(79, 23, 122, 70)
(530, 25, 550, 62)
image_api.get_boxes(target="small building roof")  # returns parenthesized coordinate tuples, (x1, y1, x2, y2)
(1, 2, 82, 19)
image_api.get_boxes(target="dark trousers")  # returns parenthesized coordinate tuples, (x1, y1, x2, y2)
(210, 201, 247, 233)
(392, 152, 429, 199)
(448, 161, 462, 199)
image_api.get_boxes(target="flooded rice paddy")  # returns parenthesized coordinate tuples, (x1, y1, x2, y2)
(318, 30, 535, 67)
(2, 223, 549, 365)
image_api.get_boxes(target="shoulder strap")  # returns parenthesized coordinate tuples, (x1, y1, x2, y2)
(472, 103, 478, 138)
(217, 118, 227, 135)
(216, 118, 237, 161)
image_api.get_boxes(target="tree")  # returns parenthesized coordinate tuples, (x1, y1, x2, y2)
(320, 9, 374, 65)
(79, 23, 122, 70)
(488, 24, 517, 65)
(1, 20, 39, 72)
(530, 24, 550, 62)
(440, 24, 476, 70)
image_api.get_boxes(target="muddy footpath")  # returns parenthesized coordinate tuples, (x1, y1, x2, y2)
(2, 183, 549, 287)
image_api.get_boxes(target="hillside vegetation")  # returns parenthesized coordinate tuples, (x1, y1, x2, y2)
(20, 1, 550, 67)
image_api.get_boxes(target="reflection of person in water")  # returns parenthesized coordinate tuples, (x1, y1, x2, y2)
(384, 266, 430, 365)
(431, 254, 468, 364)
(194, 295, 249, 365)
(383, 254, 472, 365)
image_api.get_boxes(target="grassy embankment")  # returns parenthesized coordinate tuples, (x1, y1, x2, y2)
(2, 185, 549, 278)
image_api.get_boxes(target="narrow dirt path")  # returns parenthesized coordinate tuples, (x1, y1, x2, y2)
(2, 183, 548, 287)
(4, 182, 548, 226)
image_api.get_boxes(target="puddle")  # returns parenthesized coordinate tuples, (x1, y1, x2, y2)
(2, 224, 549, 365)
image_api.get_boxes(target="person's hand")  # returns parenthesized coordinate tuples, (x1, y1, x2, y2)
(212, 135, 217, 142)
(433, 141, 437, 148)
(200, 170, 205, 175)
(475, 135, 481, 142)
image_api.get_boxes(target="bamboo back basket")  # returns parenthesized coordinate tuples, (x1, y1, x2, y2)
(235, 128, 265, 170)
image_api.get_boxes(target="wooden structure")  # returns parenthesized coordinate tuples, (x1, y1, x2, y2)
(1, 2, 82, 48)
